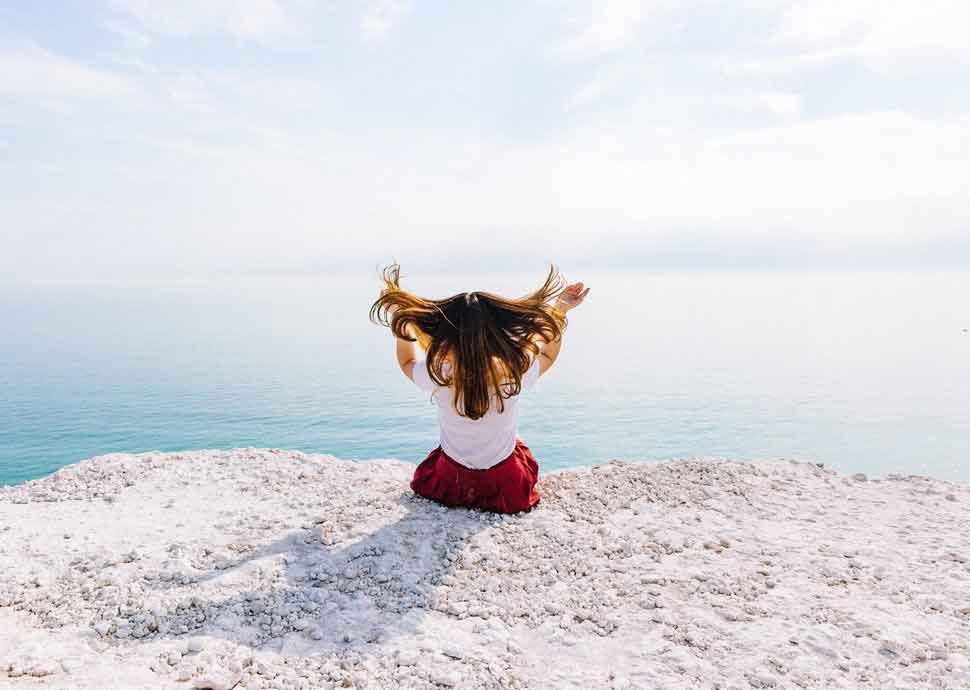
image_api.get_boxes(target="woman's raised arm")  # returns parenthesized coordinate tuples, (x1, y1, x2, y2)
(537, 281, 589, 376)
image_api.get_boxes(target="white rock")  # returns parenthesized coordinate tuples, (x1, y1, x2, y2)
(432, 670, 459, 687)
(28, 659, 61, 677)
(192, 671, 242, 690)
(2, 452, 968, 690)
(395, 649, 420, 666)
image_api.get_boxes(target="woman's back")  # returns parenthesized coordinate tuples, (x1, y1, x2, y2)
(412, 356, 541, 469)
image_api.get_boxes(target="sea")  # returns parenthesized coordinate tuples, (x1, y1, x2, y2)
(1, 270, 967, 486)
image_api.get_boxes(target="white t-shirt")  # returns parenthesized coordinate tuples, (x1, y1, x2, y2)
(411, 356, 541, 469)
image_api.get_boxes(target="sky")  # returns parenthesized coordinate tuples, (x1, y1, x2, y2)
(1, 0, 969, 282)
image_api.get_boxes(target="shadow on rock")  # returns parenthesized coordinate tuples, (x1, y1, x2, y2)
(108, 493, 493, 653)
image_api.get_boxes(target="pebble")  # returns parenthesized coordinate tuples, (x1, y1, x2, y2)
(28, 660, 60, 677)
(396, 649, 420, 666)
(192, 670, 242, 690)
(441, 646, 464, 660)
(432, 670, 459, 687)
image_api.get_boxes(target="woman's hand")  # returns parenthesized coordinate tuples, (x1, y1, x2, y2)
(554, 282, 590, 312)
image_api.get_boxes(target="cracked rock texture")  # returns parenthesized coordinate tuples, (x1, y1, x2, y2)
(1, 449, 969, 689)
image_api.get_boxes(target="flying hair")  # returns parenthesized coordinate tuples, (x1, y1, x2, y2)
(369, 264, 568, 420)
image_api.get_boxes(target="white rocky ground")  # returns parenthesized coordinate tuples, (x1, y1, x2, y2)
(0, 450, 968, 690)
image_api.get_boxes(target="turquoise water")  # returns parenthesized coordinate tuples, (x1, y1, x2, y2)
(1, 271, 968, 486)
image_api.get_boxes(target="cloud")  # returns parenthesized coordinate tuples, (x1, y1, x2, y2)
(110, 0, 301, 41)
(0, 44, 137, 103)
(714, 48, 847, 77)
(556, 1, 970, 75)
(3, 100, 968, 282)
(359, 0, 411, 45)
(564, 74, 609, 110)
(729, 90, 801, 118)
(772, 0, 970, 67)
(344, 111, 969, 252)
(2, 0, 969, 283)
(103, 21, 154, 51)
(555, 0, 660, 58)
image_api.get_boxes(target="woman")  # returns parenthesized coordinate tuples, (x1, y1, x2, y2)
(370, 264, 590, 513)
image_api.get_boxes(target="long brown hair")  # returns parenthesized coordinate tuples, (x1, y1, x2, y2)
(369, 264, 568, 420)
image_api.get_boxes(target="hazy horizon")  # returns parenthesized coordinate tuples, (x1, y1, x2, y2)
(2, 270, 968, 486)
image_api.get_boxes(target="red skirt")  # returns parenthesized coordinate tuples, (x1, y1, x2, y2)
(411, 439, 540, 514)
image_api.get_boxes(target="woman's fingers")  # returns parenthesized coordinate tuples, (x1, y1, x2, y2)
(568, 284, 588, 295)
(570, 286, 590, 306)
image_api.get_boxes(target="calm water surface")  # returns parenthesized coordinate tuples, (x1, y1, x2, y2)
(1, 271, 967, 485)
